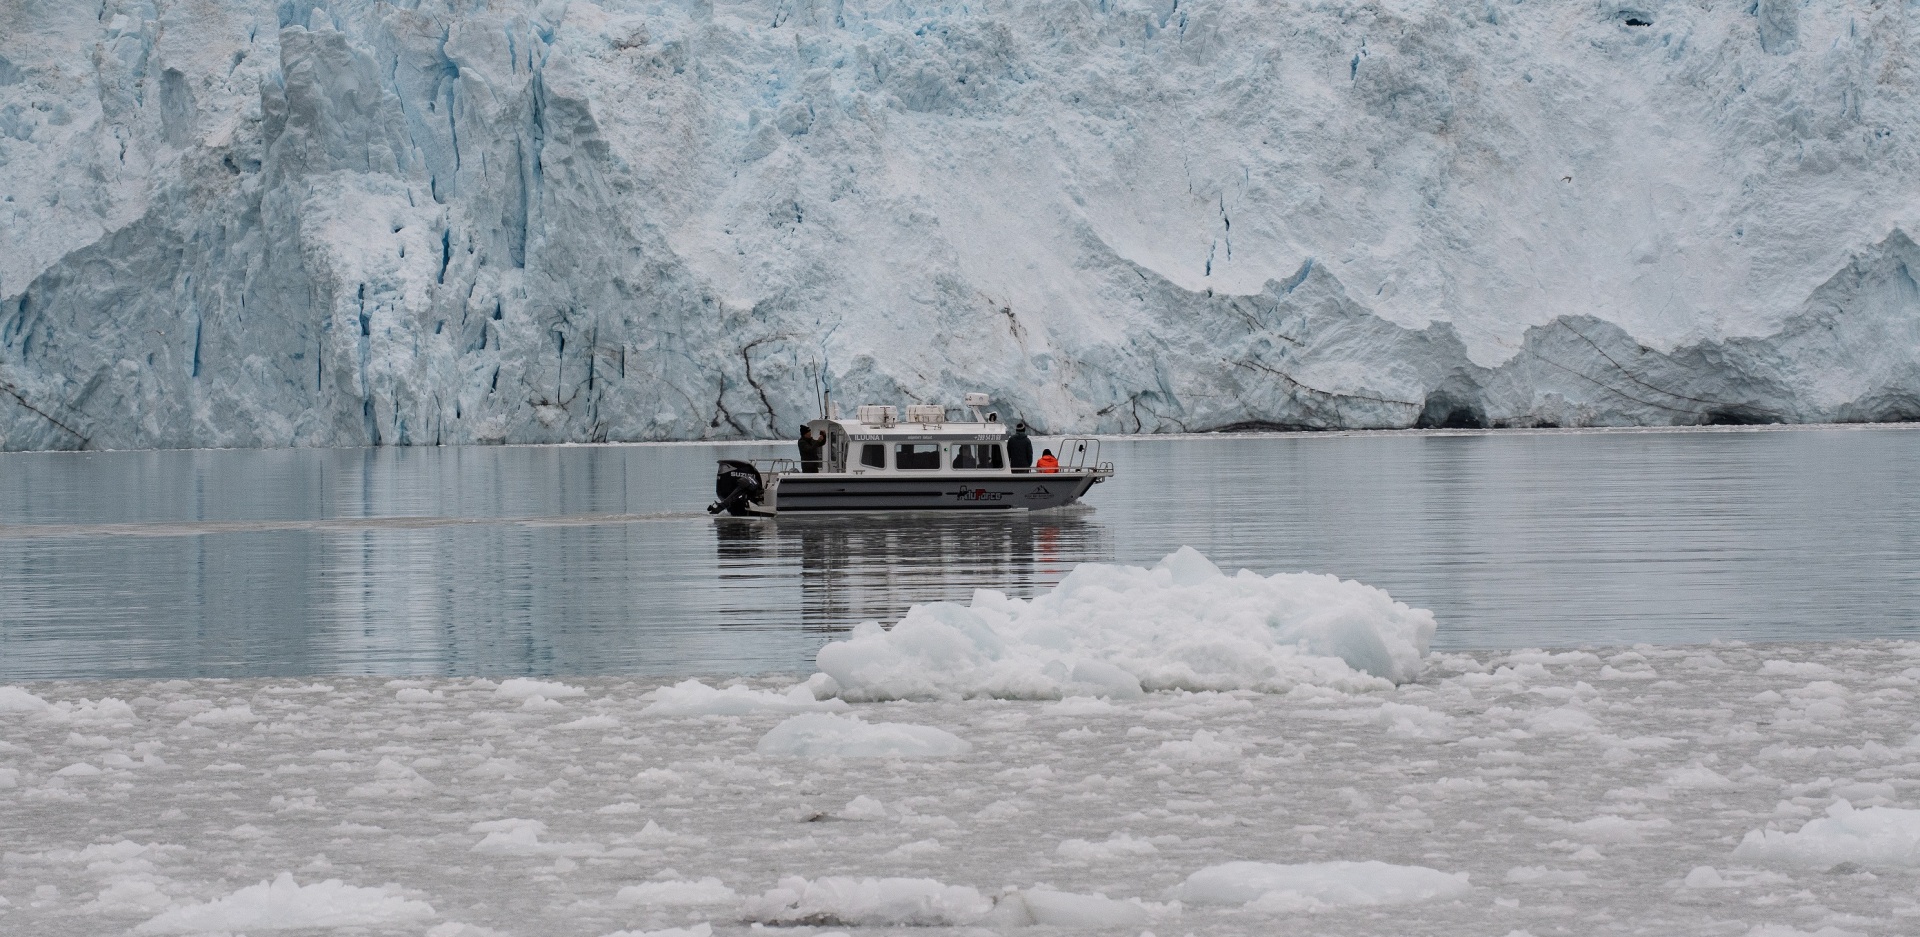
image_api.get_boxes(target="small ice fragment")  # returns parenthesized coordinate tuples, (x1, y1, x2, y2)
(0, 686, 50, 712)
(1503, 866, 1587, 885)
(838, 795, 888, 820)
(519, 695, 567, 712)
(744, 876, 992, 926)
(1057, 832, 1158, 861)
(1171, 860, 1469, 910)
(598, 925, 712, 937)
(755, 713, 971, 758)
(1733, 799, 1920, 868)
(1154, 729, 1244, 763)
(615, 878, 738, 906)
(133, 873, 434, 933)
(495, 678, 586, 700)
(1683, 866, 1725, 888)
(642, 679, 849, 716)
(988, 888, 1152, 927)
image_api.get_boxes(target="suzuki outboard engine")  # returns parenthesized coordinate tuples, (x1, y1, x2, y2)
(708, 460, 764, 516)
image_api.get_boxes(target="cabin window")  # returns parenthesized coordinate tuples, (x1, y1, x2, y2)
(894, 443, 942, 470)
(859, 444, 886, 469)
(951, 444, 1003, 469)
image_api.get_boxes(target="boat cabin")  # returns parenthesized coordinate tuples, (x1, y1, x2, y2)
(805, 400, 1012, 475)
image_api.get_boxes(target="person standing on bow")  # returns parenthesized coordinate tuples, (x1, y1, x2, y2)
(1008, 421, 1033, 473)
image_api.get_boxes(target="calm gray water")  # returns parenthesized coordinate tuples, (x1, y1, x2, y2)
(2, 426, 1916, 680)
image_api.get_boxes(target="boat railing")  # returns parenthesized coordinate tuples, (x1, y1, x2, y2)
(748, 458, 803, 475)
(1059, 437, 1101, 471)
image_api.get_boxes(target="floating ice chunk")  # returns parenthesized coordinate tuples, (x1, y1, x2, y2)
(1047, 696, 1117, 716)
(814, 548, 1433, 701)
(743, 876, 992, 926)
(468, 818, 602, 856)
(0, 686, 49, 712)
(1683, 866, 1725, 888)
(133, 872, 434, 933)
(1527, 706, 1599, 735)
(1504, 866, 1588, 885)
(1734, 799, 1920, 868)
(86, 878, 174, 913)
(1742, 927, 1868, 937)
(632, 819, 704, 845)
(755, 713, 971, 758)
(1665, 765, 1736, 789)
(519, 695, 568, 712)
(987, 888, 1153, 927)
(189, 703, 260, 724)
(41, 697, 137, 724)
(559, 714, 621, 730)
(0, 767, 17, 788)
(470, 818, 548, 854)
(55, 762, 101, 777)
(1172, 860, 1470, 911)
(495, 678, 586, 700)
(395, 688, 443, 702)
(1056, 832, 1158, 861)
(1154, 729, 1245, 763)
(428, 923, 512, 937)
(599, 925, 712, 937)
(642, 679, 850, 716)
(838, 795, 888, 820)
(615, 878, 738, 906)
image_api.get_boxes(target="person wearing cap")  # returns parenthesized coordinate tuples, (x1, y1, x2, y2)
(1007, 421, 1033, 472)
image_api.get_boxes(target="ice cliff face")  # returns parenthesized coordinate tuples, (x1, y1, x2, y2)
(1, 0, 1917, 449)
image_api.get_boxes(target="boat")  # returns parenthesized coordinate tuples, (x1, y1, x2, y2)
(707, 394, 1114, 516)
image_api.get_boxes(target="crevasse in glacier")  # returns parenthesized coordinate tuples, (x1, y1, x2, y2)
(1, 0, 1916, 449)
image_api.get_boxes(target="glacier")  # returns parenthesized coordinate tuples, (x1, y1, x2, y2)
(0, 0, 1917, 450)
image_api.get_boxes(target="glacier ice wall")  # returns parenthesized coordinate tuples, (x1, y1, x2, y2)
(1, 0, 1917, 449)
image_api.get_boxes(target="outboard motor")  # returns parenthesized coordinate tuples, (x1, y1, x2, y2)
(708, 460, 764, 516)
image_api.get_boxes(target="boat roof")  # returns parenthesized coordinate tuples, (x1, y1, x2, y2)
(807, 416, 1010, 441)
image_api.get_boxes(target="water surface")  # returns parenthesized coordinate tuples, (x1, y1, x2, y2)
(2, 426, 1916, 679)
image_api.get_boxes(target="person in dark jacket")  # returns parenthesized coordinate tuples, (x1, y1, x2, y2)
(797, 428, 823, 473)
(1007, 422, 1033, 472)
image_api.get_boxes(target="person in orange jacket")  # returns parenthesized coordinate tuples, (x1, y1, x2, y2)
(1035, 449, 1059, 473)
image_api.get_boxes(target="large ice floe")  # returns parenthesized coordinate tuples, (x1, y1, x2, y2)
(814, 546, 1436, 700)
(5, 1, 1920, 451)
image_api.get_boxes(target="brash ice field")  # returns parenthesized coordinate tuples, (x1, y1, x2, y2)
(2, 551, 1918, 936)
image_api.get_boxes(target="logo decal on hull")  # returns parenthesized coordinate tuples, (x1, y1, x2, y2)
(1025, 485, 1052, 499)
(952, 486, 1011, 502)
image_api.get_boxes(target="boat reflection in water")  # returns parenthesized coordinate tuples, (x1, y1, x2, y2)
(711, 508, 1114, 637)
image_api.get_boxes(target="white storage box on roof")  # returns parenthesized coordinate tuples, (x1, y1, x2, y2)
(905, 405, 946, 424)
(856, 405, 897, 426)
